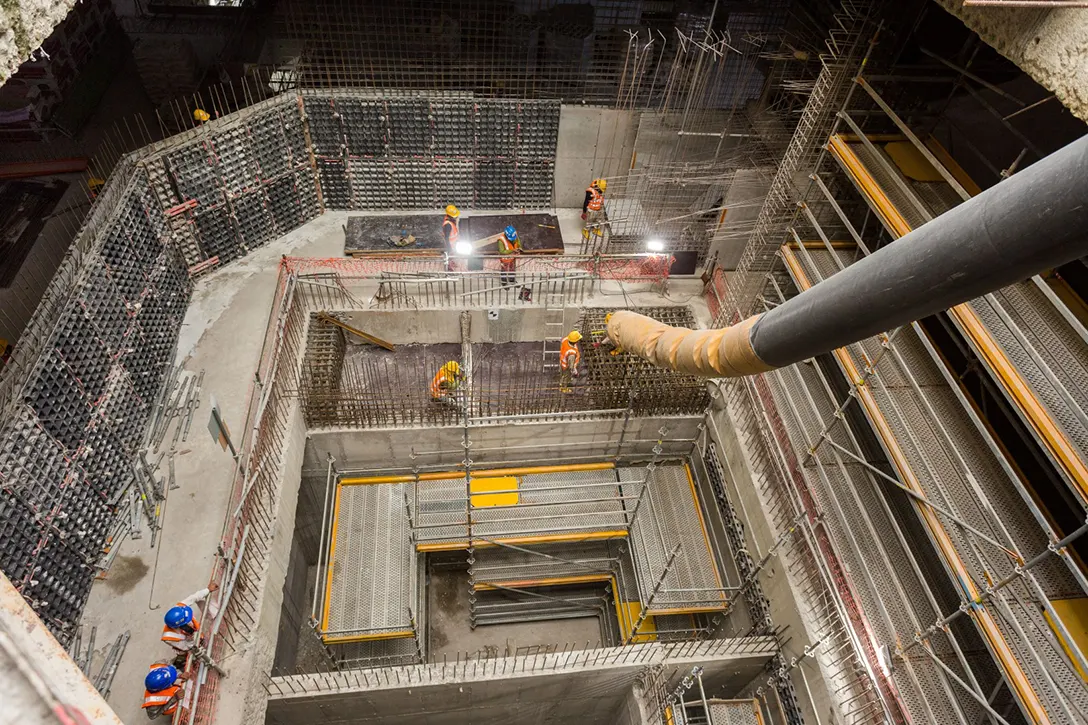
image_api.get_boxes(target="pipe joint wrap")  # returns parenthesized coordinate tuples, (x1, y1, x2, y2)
(606, 311, 772, 378)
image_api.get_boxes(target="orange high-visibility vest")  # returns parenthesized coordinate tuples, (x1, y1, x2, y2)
(560, 339, 581, 371)
(498, 234, 519, 263)
(443, 216, 459, 246)
(586, 185, 603, 211)
(431, 368, 459, 399)
(142, 665, 181, 715)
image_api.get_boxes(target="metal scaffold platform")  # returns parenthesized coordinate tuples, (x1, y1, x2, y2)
(827, 112, 1088, 517)
(316, 462, 728, 650)
(777, 242, 1088, 724)
(319, 482, 419, 644)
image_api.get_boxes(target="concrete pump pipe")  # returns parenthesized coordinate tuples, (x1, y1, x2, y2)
(606, 133, 1088, 377)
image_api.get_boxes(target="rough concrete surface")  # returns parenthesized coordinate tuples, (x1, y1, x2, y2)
(79, 212, 344, 724)
(936, 0, 1088, 122)
(0, 0, 76, 83)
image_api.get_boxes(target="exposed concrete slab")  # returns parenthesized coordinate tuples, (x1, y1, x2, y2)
(935, 0, 1088, 122)
(79, 212, 343, 724)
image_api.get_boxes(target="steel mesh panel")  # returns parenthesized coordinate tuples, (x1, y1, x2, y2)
(347, 159, 393, 209)
(268, 174, 308, 231)
(303, 96, 344, 155)
(165, 142, 220, 207)
(249, 113, 292, 179)
(281, 103, 312, 166)
(475, 159, 515, 208)
(339, 98, 388, 157)
(432, 101, 474, 157)
(75, 414, 134, 498)
(390, 159, 436, 209)
(476, 101, 518, 156)
(24, 535, 93, 635)
(514, 161, 553, 208)
(847, 142, 928, 232)
(388, 99, 431, 156)
(193, 205, 242, 263)
(0, 406, 76, 511)
(434, 159, 474, 208)
(517, 102, 560, 156)
(212, 126, 260, 193)
(326, 483, 416, 637)
(317, 159, 352, 208)
(708, 701, 760, 725)
(78, 263, 128, 354)
(23, 351, 93, 452)
(472, 540, 615, 584)
(0, 489, 46, 588)
(332, 636, 419, 668)
(231, 191, 277, 250)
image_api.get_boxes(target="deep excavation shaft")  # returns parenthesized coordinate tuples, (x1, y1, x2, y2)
(607, 133, 1088, 377)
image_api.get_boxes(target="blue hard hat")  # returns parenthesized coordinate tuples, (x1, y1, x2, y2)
(164, 605, 194, 629)
(145, 665, 178, 692)
(504, 225, 517, 241)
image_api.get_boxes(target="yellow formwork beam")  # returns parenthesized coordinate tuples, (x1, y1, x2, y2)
(322, 629, 414, 645)
(416, 529, 627, 552)
(341, 461, 615, 486)
(473, 573, 613, 592)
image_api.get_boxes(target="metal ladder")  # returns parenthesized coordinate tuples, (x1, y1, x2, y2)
(541, 276, 565, 370)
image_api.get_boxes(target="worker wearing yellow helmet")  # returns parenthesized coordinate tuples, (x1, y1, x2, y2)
(559, 331, 583, 393)
(581, 178, 607, 244)
(442, 205, 461, 271)
(431, 360, 463, 404)
(193, 109, 210, 123)
(593, 312, 623, 356)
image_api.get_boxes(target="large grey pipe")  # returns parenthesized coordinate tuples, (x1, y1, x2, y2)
(606, 133, 1088, 376)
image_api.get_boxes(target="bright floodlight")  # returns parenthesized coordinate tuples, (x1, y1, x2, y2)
(455, 241, 474, 256)
(646, 239, 665, 252)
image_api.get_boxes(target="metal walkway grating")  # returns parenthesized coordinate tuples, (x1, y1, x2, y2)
(621, 465, 728, 614)
(783, 244, 1088, 724)
(322, 482, 417, 642)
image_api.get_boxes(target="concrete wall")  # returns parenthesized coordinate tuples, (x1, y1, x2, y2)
(936, 0, 1088, 122)
(264, 643, 774, 725)
(305, 415, 703, 473)
(214, 405, 310, 725)
(338, 308, 575, 345)
(555, 106, 639, 207)
(704, 400, 834, 725)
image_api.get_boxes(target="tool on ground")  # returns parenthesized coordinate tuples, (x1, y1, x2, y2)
(316, 311, 395, 350)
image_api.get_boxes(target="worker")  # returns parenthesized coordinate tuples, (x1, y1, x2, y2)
(193, 108, 210, 124)
(593, 313, 623, 356)
(559, 331, 583, 393)
(442, 205, 461, 270)
(161, 582, 219, 659)
(498, 225, 531, 301)
(430, 361, 463, 405)
(581, 178, 607, 243)
(142, 664, 188, 719)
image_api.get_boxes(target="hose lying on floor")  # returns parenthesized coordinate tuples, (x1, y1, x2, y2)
(607, 132, 1088, 378)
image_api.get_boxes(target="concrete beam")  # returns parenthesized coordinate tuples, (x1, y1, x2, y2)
(935, 0, 1088, 121)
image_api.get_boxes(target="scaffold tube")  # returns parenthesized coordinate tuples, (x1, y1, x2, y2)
(607, 133, 1088, 376)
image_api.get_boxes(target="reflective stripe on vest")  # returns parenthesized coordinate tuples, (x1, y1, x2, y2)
(586, 186, 603, 211)
(143, 686, 180, 712)
(443, 217, 459, 243)
(559, 339, 581, 370)
(431, 370, 456, 398)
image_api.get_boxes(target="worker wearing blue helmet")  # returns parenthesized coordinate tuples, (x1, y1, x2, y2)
(161, 582, 218, 658)
(142, 664, 188, 718)
(498, 224, 530, 300)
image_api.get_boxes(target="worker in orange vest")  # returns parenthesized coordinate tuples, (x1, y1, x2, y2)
(581, 178, 606, 243)
(161, 582, 218, 662)
(559, 331, 583, 393)
(142, 664, 188, 719)
(443, 205, 461, 270)
(431, 361, 463, 405)
(498, 225, 532, 301)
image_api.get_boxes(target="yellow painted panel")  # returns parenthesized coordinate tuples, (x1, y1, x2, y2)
(1044, 597, 1088, 681)
(615, 600, 657, 643)
(470, 476, 519, 507)
(884, 141, 945, 182)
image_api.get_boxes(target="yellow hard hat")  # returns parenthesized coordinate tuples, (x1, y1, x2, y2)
(605, 312, 613, 323)
(595, 178, 607, 192)
(443, 361, 461, 375)
(567, 330, 583, 343)
(445, 205, 460, 218)
(193, 109, 210, 123)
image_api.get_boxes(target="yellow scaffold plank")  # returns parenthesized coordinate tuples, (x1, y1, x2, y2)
(322, 629, 415, 644)
(341, 461, 614, 486)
